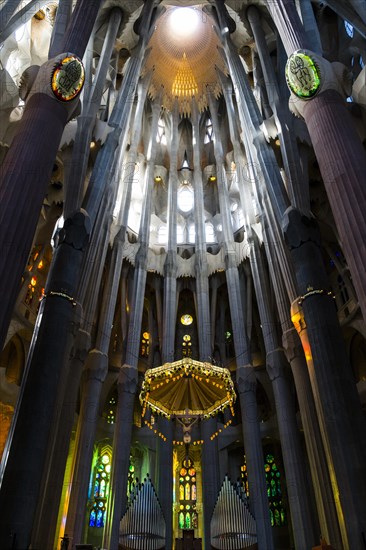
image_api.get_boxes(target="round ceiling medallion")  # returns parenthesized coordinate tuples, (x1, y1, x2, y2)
(51, 55, 85, 101)
(285, 51, 321, 99)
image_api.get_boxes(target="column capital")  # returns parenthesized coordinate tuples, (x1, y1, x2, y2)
(57, 209, 91, 251)
(70, 328, 91, 363)
(285, 49, 352, 119)
(83, 348, 109, 382)
(282, 326, 304, 363)
(118, 363, 138, 394)
(282, 206, 320, 250)
(266, 348, 289, 381)
(236, 365, 257, 394)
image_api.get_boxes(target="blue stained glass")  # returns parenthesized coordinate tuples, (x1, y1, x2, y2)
(94, 480, 99, 497)
(344, 21, 354, 38)
(89, 509, 96, 527)
(96, 509, 104, 527)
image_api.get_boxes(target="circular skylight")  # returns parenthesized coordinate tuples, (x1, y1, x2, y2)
(169, 7, 200, 38)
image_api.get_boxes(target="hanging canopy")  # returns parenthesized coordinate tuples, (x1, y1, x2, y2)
(140, 358, 236, 419)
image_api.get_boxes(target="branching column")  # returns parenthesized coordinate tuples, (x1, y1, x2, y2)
(104, 96, 162, 550)
(192, 99, 219, 550)
(65, 70, 150, 541)
(158, 100, 180, 550)
(249, 235, 317, 549)
(264, 0, 366, 321)
(0, 0, 103, 351)
(208, 90, 274, 550)
(284, 208, 366, 550)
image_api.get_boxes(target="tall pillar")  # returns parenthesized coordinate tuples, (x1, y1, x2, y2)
(284, 207, 366, 550)
(0, 210, 90, 549)
(282, 327, 343, 549)
(247, 6, 309, 213)
(0, 0, 103, 351)
(191, 99, 218, 550)
(262, 216, 343, 547)
(207, 90, 274, 550)
(264, 0, 366, 321)
(158, 100, 180, 550)
(249, 236, 317, 549)
(104, 95, 162, 550)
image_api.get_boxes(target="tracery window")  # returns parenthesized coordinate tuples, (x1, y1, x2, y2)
(128, 457, 135, 496)
(205, 222, 216, 243)
(344, 20, 354, 38)
(204, 117, 214, 144)
(140, 331, 150, 357)
(178, 184, 194, 213)
(178, 457, 198, 530)
(241, 453, 286, 527)
(188, 224, 195, 244)
(156, 118, 167, 145)
(89, 450, 112, 528)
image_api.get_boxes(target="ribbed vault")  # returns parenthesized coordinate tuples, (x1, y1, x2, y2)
(145, 5, 227, 113)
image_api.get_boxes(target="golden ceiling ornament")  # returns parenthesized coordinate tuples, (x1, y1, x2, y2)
(172, 53, 198, 98)
(144, 5, 227, 113)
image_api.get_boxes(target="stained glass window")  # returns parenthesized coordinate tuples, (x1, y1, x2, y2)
(128, 458, 135, 496)
(89, 451, 111, 528)
(344, 20, 354, 38)
(265, 453, 286, 527)
(204, 117, 214, 144)
(241, 453, 286, 527)
(140, 330, 150, 357)
(156, 118, 167, 145)
(178, 457, 197, 530)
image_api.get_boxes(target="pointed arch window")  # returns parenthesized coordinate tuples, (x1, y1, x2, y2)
(89, 450, 112, 528)
(204, 117, 214, 144)
(241, 453, 286, 527)
(178, 457, 198, 530)
(178, 184, 194, 213)
(188, 224, 195, 244)
(156, 118, 167, 145)
(205, 222, 216, 243)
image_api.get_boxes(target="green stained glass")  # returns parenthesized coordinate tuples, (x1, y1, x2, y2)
(185, 512, 191, 529)
(179, 512, 185, 529)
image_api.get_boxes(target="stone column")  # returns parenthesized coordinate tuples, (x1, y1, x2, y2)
(262, 217, 343, 548)
(64, 6, 123, 217)
(282, 327, 343, 549)
(249, 235, 317, 549)
(0, 0, 103, 350)
(208, 90, 274, 550)
(104, 95, 162, 550)
(284, 207, 366, 550)
(158, 100, 180, 550)
(0, 211, 90, 549)
(191, 98, 218, 550)
(247, 6, 310, 213)
(265, 0, 366, 322)
(48, 0, 73, 58)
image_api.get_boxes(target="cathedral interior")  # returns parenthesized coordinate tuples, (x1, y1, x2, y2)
(0, 1, 366, 549)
